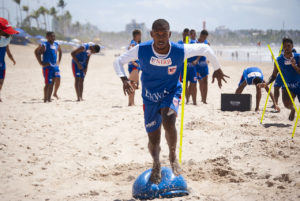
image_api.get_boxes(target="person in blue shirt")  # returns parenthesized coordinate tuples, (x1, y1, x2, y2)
(127, 29, 142, 106)
(197, 30, 210, 104)
(178, 28, 189, 82)
(235, 67, 279, 112)
(185, 29, 199, 105)
(34, 32, 62, 102)
(114, 19, 228, 184)
(71, 43, 100, 101)
(259, 38, 300, 120)
(0, 17, 18, 102)
(273, 48, 297, 107)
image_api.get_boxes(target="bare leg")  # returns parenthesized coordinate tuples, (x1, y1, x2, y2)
(161, 107, 182, 176)
(44, 84, 48, 102)
(79, 78, 84, 101)
(0, 79, 3, 102)
(53, 77, 60, 99)
(128, 70, 139, 106)
(74, 77, 80, 101)
(190, 83, 197, 105)
(201, 76, 208, 104)
(186, 82, 190, 104)
(148, 127, 161, 184)
(274, 87, 280, 105)
(282, 88, 296, 121)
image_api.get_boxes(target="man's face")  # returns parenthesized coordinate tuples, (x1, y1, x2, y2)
(47, 33, 56, 43)
(90, 46, 98, 54)
(190, 31, 196, 40)
(199, 34, 207, 42)
(134, 34, 141, 43)
(182, 31, 189, 40)
(151, 29, 171, 51)
(283, 42, 293, 54)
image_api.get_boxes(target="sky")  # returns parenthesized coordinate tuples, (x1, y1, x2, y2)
(2, 0, 300, 32)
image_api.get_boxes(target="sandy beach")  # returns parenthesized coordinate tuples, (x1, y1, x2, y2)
(0, 44, 299, 201)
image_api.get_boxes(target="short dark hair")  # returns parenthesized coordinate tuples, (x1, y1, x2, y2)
(46, 31, 54, 37)
(253, 77, 263, 85)
(132, 29, 141, 37)
(152, 19, 170, 31)
(282, 37, 293, 45)
(190, 29, 196, 34)
(93, 44, 100, 53)
(183, 28, 189, 33)
(200, 30, 208, 36)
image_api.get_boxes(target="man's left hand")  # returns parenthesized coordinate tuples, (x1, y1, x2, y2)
(212, 69, 229, 88)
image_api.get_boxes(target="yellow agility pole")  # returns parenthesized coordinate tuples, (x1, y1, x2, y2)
(268, 45, 298, 112)
(292, 106, 300, 139)
(179, 36, 189, 165)
(260, 43, 283, 124)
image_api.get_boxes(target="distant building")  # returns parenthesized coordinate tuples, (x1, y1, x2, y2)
(125, 19, 147, 34)
(203, 21, 206, 30)
(215, 25, 230, 36)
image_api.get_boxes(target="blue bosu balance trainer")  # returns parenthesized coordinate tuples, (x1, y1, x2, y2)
(132, 167, 189, 200)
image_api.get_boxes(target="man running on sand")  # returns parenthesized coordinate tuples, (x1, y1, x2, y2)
(0, 18, 18, 102)
(127, 29, 142, 106)
(34, 32, 62, 102)
(235, 67, 280, 112)
(114, 19, 228, 184)
(71, 43, 100, 101)
(259, 38, 300, 121)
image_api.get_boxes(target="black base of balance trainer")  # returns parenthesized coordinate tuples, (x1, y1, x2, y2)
(221, 93, 252, 111)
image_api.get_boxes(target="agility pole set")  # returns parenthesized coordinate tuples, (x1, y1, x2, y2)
(261, 44, 299, 138)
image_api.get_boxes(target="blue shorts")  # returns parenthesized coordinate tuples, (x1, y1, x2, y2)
(52, 66, 61, 78)
(196, 65, 209, 80)
(143, 91, 181, 133)
(0, 69, 5, 79)
(187, 63, 198, 83)
(72, 62, 85, 78)
(283, 82, 300, 102)
(274, 74, 283, 88)
(43, 66, 54, 84)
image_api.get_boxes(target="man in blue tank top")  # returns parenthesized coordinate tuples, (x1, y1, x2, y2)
(71, 43, 100, 101)
(235, 67, 279, 112)
(197, 30, 210, 104)
(127, 29, 142, 106)
(34, 32, 62, 102)
(259, 38, 300, 120)
(114, 19, 228, 184)
(0, 17, 18, 102)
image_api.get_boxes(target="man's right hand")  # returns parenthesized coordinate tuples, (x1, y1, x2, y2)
(78, 63, 84, 70)
(41, 62, 50, 67)
(121, 77, 134, 95)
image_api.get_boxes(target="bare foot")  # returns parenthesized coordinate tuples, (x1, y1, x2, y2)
(150, 162, 161, 184)
(128, 103, 135, 106)
(53, 94, 59, 99)
(170, 159, 182, 176)
(289, 109, 295, 121)
(202, 100, 208, 104)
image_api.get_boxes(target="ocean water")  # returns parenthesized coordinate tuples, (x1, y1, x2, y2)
(212, 45, 300, 63)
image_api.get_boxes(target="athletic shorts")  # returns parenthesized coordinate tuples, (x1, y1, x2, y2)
(43, 66, 54, 84)
(274, 74, 283, 88)
(0, 69, 5, 79)
(52, 66, 61, 78)
(128, 64, 141, 74)
(143, 90, 181, 133)
(186, 63, 198, 83)
(283, 82, 300, 102)
(72, 62, 85, 78)
(196, 64, 209, 80)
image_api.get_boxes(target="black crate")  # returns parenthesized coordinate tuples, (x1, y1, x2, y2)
(221, 93, 252, 111)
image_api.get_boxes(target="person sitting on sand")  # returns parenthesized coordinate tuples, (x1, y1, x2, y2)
(34, 32, 62, 102)
(0, 18, 18, 102)
(113, 19, 228, 184)
(259, 38, 300, 121)
(71, 43, 100, 101)
(127, 29, 142, 106)
(235, 67, 280, 112)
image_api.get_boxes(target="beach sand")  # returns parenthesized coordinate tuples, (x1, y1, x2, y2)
(0, 44, 299, 201)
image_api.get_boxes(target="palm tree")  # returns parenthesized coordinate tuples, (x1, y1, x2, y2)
(31, 10, 40, 29)
(57, 0, 67, 35)
(13, 0, 23, 26)
(22, 5, 30, 27)
(49, 7, 57, 17)
(37, 6, 49, 30)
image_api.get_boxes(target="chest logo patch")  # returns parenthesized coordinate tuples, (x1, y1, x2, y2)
(168, 66, 177, 75)
(150, 57, 172, 66)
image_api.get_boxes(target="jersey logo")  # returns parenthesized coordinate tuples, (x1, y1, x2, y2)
(150, 57, 172, 66)
(284, 60, 292, 65)
(168, 66, 177, 75)
(247, 72, 261, 78)
(50, 45, 57, 50)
